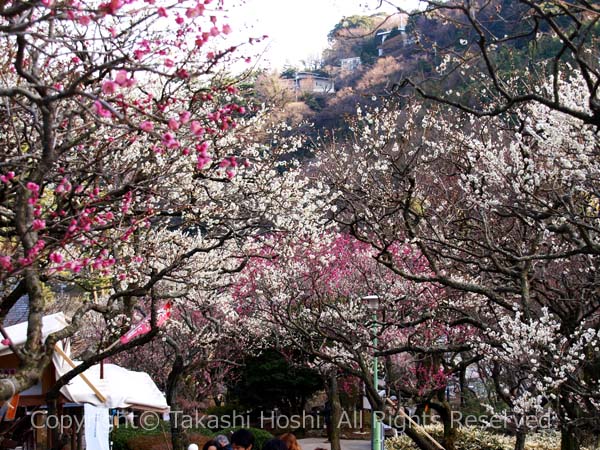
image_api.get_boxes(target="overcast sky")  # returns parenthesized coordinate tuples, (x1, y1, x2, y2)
(224, 0, 422, 69)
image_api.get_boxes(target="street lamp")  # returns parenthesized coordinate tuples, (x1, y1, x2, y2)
(363, 295, 382, 450)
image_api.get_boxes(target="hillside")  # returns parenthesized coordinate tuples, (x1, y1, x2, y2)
(259, 0, 600, 135)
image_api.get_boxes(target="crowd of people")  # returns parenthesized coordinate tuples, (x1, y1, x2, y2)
(188, 429, 307, 450)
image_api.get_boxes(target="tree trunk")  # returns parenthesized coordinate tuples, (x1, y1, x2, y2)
(514, 430, 526, 450)
(429, 399, 457, 450)
(167, 353, 186, 450)
(328, 371, 342, 450)
(46, 386, 69, 450)
(403, 424, 439, 450)
(458, 368, 467, 407)
(560, 425, 580, 450)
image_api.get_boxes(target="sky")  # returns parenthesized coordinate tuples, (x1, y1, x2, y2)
(224, 0, 422, 70)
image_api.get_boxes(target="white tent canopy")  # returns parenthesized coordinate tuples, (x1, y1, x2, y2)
(0, 312, 168, 412)
(53, 342, 169, 412)
(0, 312, 69, 357)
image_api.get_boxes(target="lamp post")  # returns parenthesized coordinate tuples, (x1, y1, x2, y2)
(363, 295, 381, 450)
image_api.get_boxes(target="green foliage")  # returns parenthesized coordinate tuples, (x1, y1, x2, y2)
(204, 403, 246, 430)
(299, 93, 327, 112)
(281, 66, 299, 79)
(227, 349, 323, 414)
(218, 427, 273, 450)
(307, 68, 330, 78)
(111, 421, 171, 450)
(328, 15, 381, 41)
(388, 28, 402, 40)
(325, 13, 386, 65)
(111, 421, 214, 450)
(360, 38, 380, 64)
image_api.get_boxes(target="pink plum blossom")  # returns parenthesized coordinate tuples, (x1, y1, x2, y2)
(32, 219, 46, 231)
(49, 253, 63, 264)
(179, 111, 191, 124)
(78, 15, 92, 26)
(162, 132, 179, 148)
(93, 101, 112, 118)
(196, 155, 211, 170)
(190, 121, 205, 136)
(0, 172, 14, 183)
(102, 80, 117, 95)
(0, 256, 12, 271)
(114, 70, 135, 87)
(140, 121, 154, 132)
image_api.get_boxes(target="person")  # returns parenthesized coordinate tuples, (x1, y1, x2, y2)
(279, 433, 301, 450)
(203, 440, 219, 450)
(216, 434, 232, 450)
(231, 429, 255, 450)
(188, 445, 199, 450)
(262, 439, 288, 450)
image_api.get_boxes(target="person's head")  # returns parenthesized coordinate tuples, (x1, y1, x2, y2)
(231, 429, 255, 450)
(279, 433, 301, 450)
(215, 435, 230, 449)
(188, 445, 199, 450)
(262, 439, 288, 450)
(203, 440, 219, 450)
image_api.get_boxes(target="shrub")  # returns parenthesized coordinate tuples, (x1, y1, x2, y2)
(111, 421, 212, 450)
(385, 425, 511, 450)
(111, 421, 171, 450)
(384, 426, 593, 450)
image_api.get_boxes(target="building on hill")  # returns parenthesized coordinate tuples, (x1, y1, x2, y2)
(375, 13, 409, 56)
(281, 72, 335, 96)
(378, 34, 409, 58)
(340, 57, 362, 72)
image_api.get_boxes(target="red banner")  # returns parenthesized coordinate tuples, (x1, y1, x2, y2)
(119, 302, 172, 344)
(5, 393, 19, 421)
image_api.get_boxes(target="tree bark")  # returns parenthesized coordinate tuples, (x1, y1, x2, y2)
(327, 371, 342, 450)
(47, 396, 63, 450)
(560, 425, 580, 450)
(429, 399, 457, 450)
(514, 430, 526, 450)
(167, 353, 186, 450)
(403, 424, 439, 450)
(458, 368, 466, 407)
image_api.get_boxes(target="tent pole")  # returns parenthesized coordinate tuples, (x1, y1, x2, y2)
(54, 344, 107, 403)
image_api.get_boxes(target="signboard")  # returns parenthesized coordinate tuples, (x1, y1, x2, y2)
(84, 404, 110, 450)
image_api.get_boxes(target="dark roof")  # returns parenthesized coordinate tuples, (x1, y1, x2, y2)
(4, 295, 29, 327)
